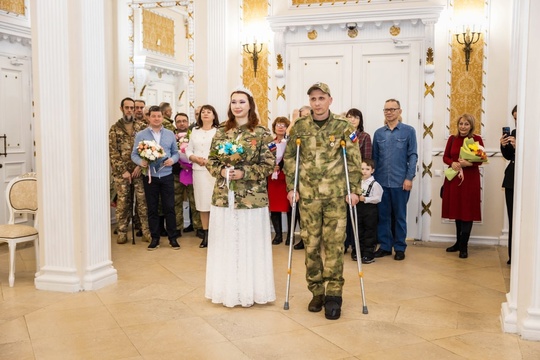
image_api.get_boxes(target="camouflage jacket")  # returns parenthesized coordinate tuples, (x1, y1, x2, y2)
(109, 118, 147, 178)
(163, 117, 176, 132)
(207, 124, 275, 209)
(283, 112, 362, 199)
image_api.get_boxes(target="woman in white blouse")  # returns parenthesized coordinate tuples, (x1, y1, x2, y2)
(186, 104, 219, 248)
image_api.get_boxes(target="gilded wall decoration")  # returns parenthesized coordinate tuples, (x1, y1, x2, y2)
(449, 0, 485, 135)
(292, 0, 373, 5)
(307, 30, 318, 40)
(243, 0, 269, 126)
(142, 9, 175, 56)
(426, 47, 434, 65)
(389, 25, 400, 36)
(0, 0, 25, 15)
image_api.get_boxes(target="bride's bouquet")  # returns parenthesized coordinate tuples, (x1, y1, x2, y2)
(176, 131, 190, 163)
(445, 138, 488, 183)
(211, 139, 245, 190)
(136, 140, 166, 181)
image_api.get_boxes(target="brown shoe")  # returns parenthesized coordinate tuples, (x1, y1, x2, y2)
(308, 294, 325, 312)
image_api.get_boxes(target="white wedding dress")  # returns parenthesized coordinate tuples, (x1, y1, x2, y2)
(205, 191, 276, 307)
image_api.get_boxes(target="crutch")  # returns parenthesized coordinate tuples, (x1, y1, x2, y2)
(284, 138, 301, 310)
(340, 140, 368, 314)
(130, 182, 136, 245)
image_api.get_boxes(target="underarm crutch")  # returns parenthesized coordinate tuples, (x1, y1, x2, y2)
(284, 138, 301, 310)
(340, 140, 368, 314)
(131, 182, 136, 245)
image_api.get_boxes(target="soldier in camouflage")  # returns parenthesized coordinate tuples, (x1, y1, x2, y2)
(109, 97, 151, 244)
(283, 83, 362, 320)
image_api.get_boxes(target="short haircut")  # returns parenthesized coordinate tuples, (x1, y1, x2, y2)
(134, 99, 146, 105)
(363, 158, 375, 169)
(271, 116, 291, 133)
(148, 105, 161, 115)
(175, 113, 189, 121)
(120, 97, 135, 108)
(160, 102, 171, 113)
(385, 99, 401, 108)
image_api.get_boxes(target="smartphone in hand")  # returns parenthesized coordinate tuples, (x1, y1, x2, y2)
(502, 127, 511, 137)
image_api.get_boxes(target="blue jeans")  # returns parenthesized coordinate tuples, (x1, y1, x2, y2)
(377, 186, 410, 252)
(143, 174, 177, 242)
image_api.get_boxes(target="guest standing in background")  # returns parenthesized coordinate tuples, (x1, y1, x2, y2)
(268, 116, 295, 246)
(500, 105, 517, 265)
(205, 87, 276, 307)
(186, 105, 219, 248)
(442, 114, 484, 259)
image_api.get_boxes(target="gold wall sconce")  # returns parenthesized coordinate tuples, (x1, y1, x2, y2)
(243, 40, 264, 77)
(455, 26, 482, 71)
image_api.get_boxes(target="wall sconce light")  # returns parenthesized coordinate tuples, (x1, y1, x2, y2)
(243, 40, 264, 77)
(455, 26, 481, 71)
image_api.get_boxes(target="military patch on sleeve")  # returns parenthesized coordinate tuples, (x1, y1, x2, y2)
(349, 131, 358, 143)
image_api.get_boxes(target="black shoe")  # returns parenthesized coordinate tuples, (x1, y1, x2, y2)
(272, 234, 283, 245)
(199, 230, 208, 248)
(374, 248, 392, 258)
(184, 224, 194, 233)
(113, 228, 118, 235)
(351, 251, 357, 261)
(147, 239, 160, 251)
(324, 296, 343, 320)
(135, 229, 143, 237)
(196, 229, 205, 239)
(459, 251, 468, 259)
(394, 251, 405, 261)
(344, 247, 348, 254)
(446, 244, 459, 252)
(507, 259, 511, 265)
(294, 240, 305, 250)
(169, 239, 180, 250)
(361, 256, 375, 264)
(308, 294, 325, 312)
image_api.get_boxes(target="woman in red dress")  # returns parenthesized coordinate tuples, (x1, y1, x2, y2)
(441, 114, 484, 259)
(268, 117, 293, 245)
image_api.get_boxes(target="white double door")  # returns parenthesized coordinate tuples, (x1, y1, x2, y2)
(287, 41, 423, 240)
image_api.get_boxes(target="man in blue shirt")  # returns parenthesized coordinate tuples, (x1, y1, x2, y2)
(132, 105, 180, 250)
(372, 99, 418, 261)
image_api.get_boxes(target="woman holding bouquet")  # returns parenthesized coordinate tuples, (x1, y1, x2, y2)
(186, 105, 219, 248)
(441, 114, 485, 258)
(205, 87, 276, 307)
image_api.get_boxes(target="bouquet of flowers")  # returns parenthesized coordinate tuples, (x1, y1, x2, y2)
(136, 140, 166, 181)
(211, 139, 245, 190)
(176, 130, 190, 163)
(445, 138, 488, 182)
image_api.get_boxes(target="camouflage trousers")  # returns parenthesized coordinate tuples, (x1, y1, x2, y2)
(113, 176, 150, 237)
(173, 176, 201, 231)
(299, 197, 346, 297)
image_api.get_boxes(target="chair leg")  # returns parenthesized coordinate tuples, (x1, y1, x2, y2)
(8, 242, 16, 287)
(35, 237, 40, 274)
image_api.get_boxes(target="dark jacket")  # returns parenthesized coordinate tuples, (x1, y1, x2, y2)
(501, 129, 516, 189)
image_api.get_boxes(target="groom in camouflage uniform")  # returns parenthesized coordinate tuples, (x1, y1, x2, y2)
(284, 83, 362, 320)
(109, 97, 151, 244)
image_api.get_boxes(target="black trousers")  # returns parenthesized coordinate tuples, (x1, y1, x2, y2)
(346, 203, 378, 257)
(143, 174, 177, 242)
(505, 187, 514, 261)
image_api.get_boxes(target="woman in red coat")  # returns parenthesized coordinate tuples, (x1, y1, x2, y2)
(441, 114, 484, 259)
(268, 117, 293, 245)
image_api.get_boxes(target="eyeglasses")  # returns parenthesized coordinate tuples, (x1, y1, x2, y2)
(275, 123, 288, 128)
(383, 108, 400, 113)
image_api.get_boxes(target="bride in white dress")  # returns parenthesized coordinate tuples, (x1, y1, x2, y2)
(205, 87, 276, 307)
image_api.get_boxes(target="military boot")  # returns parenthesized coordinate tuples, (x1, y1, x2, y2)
(271, 212, 283, 245)
(324, 295, 343, 320)
(117, 233, 128, 244)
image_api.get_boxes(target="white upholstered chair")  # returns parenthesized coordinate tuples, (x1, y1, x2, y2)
(0, 173, 39, 287)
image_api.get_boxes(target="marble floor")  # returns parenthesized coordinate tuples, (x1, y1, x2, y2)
(1, 231, 539, 360)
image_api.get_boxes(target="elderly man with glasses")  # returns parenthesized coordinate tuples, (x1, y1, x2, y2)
(372, 99, 418, 261)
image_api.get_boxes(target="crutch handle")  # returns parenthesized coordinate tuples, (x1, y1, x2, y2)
(340, 140, 346, 147)
(296, 138, 301, 146)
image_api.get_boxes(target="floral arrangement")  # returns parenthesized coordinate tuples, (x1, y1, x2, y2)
(211, 139, 245, 191)
(176, 130, 190, 154)
(137, 140, 166, 180)
(445, 138, 488, 183)
(212, 139, 245, 166)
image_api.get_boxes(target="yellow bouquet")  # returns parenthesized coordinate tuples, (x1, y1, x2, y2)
(445, 138, 487, 182)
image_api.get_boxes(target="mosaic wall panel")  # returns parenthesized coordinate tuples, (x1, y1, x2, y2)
(0, 0, 25, 15)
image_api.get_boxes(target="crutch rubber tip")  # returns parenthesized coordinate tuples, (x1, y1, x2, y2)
(362, 306, 368, 314)
(284, 302, 289, 310)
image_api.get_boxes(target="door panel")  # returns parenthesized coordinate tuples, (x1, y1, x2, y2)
(0, 55, 34, 223)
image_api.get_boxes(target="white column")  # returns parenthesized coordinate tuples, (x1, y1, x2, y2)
(31, 0, 117, 292)
(207, 0, 228, 115)
(502, 0, 540, 340)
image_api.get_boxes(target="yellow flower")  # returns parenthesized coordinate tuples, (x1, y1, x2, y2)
(468, 142, 479, 152)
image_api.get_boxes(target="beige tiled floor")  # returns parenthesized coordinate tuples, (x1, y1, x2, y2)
(1, 233, 539, 359)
